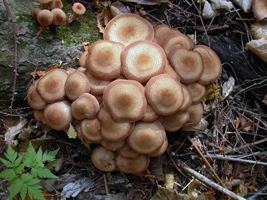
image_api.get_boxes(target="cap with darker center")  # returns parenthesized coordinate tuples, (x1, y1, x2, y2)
(91, 146, 116, 172)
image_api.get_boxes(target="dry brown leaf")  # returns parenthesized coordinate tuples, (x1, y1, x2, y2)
(262, 95, 267, 105)
(31, 61, 62, 77)
(97, 19, 105, 34)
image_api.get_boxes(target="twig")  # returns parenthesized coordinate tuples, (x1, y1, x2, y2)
(103, 173, 109, 195)
(180, 163, 246, 200)
(166, 150, 188, 179)
(247, 185, 267, 200)
(206, 154, 267, 166)
(186, 135, 227, 188)
(2, 0, 18, 109)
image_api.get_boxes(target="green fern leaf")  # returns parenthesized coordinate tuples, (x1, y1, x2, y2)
(27, 184, 46, 200)
(36, 147, 43, 163)
(0, 169, 16, 181)
(5, 144, 17, 163)
(31, 166, 58, 179)
(20, 184, 28, 200)
(41, 148, 59, 163)
(24, 143, 36, 168)
(15, 163, 25, 175)
(13, 155, 23, 168)
(8, 177, 23, 200)
(20, 174, 37, 184)
(0, 157, 13, 168)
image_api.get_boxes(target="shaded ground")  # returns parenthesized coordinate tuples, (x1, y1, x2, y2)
(0, 0, 267, 199)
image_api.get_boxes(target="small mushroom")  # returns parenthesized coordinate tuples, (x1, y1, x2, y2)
(37, 9, 53, 28)
(145, 74, 184, 116)
(104, 13, 154, 46)
(115, 153, 150, 174)
(87, 40, 124, 80)
(117, 144, 140, 159)
(148, 137, 168, 157)
(51, 8, 66, 26)
(72, 2, 86, 20)
(103, 79, 147, 122)
(43, 100, 73, 130)
(162, 111, 189, 132)
(121, 40, 166, 84)
(253, 0, 267, 21)
(31, 8, 41, 20)
(65, 71, 90, 101)
(168, 46, 204, 84)
(127, 120, 166, 154)
(186, 82, 206, 104)
(100, 139, 127, 152)
(183, 103, 204, 128)
(179, 85, 193, 111)
(80, 118, 102, 143)
(27, 81, 47, 110)
(37, 0, 52, 9)
(48, 0, 63, 10)
(154, 24, 180, 44)
(164, 60, 181, 81)
(141, 103, 159, 122)
(71, 93, 100, 120)
(33, 109, 45, 122)
(78, 51, 88, 68)
(37, 69, 68, 103)
(91, 145, 116, 172)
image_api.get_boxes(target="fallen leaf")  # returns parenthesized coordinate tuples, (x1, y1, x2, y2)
(5, 118, 27, 146)
(66, 124, 77, 139)
(221, 76, 235, 100)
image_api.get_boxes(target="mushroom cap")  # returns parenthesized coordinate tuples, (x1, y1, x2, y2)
(168, 46, 204, 84)
(43, 100, 73, 130)
(148, 137, 168, 157)
(183, 103, 203, 128)
(127, 120, 166, 154)
(253, 0, 267, 21)
(154, 24, 180, 44)
(162, 111, 189, 132)
(141, 103, 159, 122)
(193, 45, 222, 85)
(121, 40, 166, 84)
(104, 13, 154, 46)
(179, 85, 193, 111)
(71, 93, 100, 120)
(65, 67, 76, 75)
(164, 59, 181, 81)
(117, 144, 140, 159)
(115, 153, 150, 174)
(84, 69, 111, 96)
(65, 71, 90, 101)
(103, 79, 147, 122)
(37, 0, 52, 4)
(98, 104, 134, 142)
(100, 139, 127, 152)
(31, 8, 41, 20)
(27, 82, 47, 110)
(91, 146, 116, 172)
(87, 40, 124, 80)
(33, 109, 44, 122)
(48, 0, 63, 10)
(76, 123, 93, 144)
(51, 8, 66, 26)
(160, 32, 193, 54)
(79, 51, 88, 68)
(80, 118, 102, 143)
(186, 82, 206, 104)
(72, 2, 86, 16)
(145, 74, 184, 116)
(37, 9, 53, 27)
(37, 69, 68, 103)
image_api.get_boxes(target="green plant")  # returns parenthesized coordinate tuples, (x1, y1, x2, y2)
(0, 143, 59, 200)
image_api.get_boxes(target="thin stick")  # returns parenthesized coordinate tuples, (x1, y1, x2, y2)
(2, 0, 18, 109)
(186, 135, 227, 188)
(180, 163, 246, 200)
(206, 154, 267, 166)
(103, 173, 109, 195)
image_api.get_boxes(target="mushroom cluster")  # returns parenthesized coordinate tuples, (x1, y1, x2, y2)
(27, 13, 222, 174)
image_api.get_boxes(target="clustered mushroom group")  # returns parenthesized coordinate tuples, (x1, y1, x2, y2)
(27, 13, 222, 174)
(31, 0, 86, 34)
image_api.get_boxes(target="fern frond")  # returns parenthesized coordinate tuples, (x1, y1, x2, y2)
(5, 144, 17, 163)
(31, 166, 58, 179)
(27, 184, 46, 200)
(9, 177, 23, 200)
(41, 148, 59, 163)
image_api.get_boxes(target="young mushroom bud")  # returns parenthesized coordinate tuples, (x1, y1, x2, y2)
(51, 8, 66, 26)
(186, 82, 206, 104)
(91, 145, 116, 172)
(37, 9, 53, 28)
(48, 0, 63, 10)
(37, 0, 52, 9)
(72, 2, 86, 20)
(101, 139, 127, 152)
(27, 81, 47, 110)
(43, 100, 73, 130)
(80, 118, 102, 143)
(183, 103, 204, 128)
(162, 111, 189, 132)
(118, 144, 140, 159)
(31, 8, 41, 20)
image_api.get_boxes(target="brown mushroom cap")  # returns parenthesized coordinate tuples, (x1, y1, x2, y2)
(79, 51, 88, 68)
(154, 24, 181, 44)
(179, 85, 193, 111)
(127, 120, 166, 154)
(164, 59, 181, 81)
(31, 8, 41, 20)
(104, 13, 154, 46)
(98, 104, 134, 142)
(168, 46, 204, 84)
(48, 0, 63, 10)
(43, 100, 73, 130)
(37, 69, 68, 103)
(37, 0, 52, 9)
(84, 69, 111, 96)
(193, 45, 222, 85)
(121, 40, 166, 84)
(160, 32, 193, 54)
(103, 79, 147, 122)
(27, 82, 47, 110)
(253, 0, 267, 21)
(145, 74, 184, 116)
(141, 103, 159, 122)
(186, 82, 206, 104)
(72, 2, 86, 16)
(80, 118, 102, 143)
(37, 9, 53, 27)
(162, 111, 189, 132)
(148, 137, 168, 157)
(183, 103, 203, 128)
(87, 40, 124, 80)
(91, 146, 116, 172)
(33, 109, 44, 122)
(117, 144, 140, 159)
(51, 8, 66, 26)
(65, 71, 90, 101)
(71, 93, 100, 120)
(100, 139, 127, 152)
(76, 123, 93, 144)
(115, 153, 150, 174)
